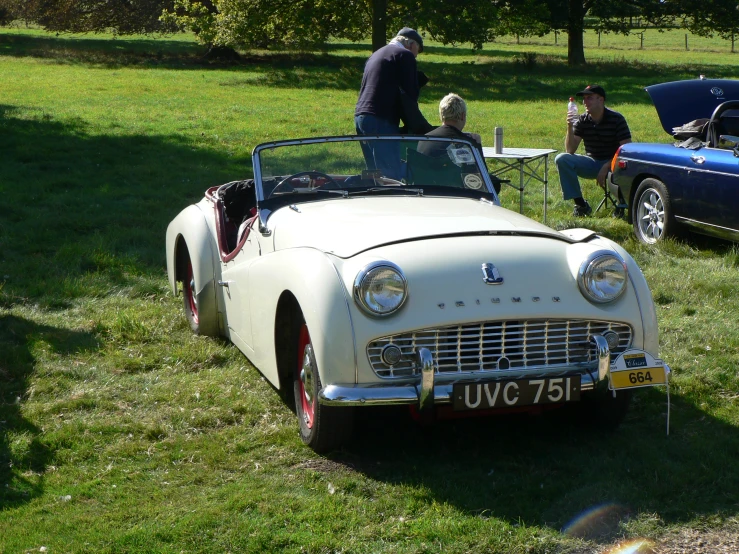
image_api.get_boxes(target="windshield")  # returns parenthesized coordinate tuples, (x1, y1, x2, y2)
(253, 136, 497, 206)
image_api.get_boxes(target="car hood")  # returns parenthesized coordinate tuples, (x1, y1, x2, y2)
(647, 78, 739, 135)
(268, 196, 574, 258)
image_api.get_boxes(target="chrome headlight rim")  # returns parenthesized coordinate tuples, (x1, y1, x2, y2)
(353, 261, 408, 317)
(577, 250, 628, 304)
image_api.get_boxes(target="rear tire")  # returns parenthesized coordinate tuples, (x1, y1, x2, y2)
(293, 320, 354, 453)
(181, 248, 201, 334)
(632, 178, 676, 244)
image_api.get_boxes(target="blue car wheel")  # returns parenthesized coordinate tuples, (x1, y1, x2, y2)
(633, 178, 676, 244)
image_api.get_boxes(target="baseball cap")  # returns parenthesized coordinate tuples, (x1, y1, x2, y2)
(575, 84, 606, 99)
(397, 27, 424, 52)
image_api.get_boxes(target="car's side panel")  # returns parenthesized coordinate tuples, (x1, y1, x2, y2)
(613, 145, 692, 219)
(684, 148, 739, 230)
(246, 248, 356, 390)
(614, 143, 739, 237)
(165, 203, 221, 335)
(220, 233, 263, 349)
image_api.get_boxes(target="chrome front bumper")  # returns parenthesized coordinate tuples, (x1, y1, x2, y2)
(319, 335, 612, 408)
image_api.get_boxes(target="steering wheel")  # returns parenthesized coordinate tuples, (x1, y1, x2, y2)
(271, 171, 341, 196)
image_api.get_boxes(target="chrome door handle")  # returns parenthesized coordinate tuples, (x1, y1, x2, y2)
(690, 155, 706, 164)
(217, 280, 234, 287)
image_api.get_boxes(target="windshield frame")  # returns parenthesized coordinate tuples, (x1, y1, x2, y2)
(250, 135, 499, 232)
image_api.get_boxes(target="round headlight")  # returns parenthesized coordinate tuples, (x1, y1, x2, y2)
(354, 261, 408, 316)
(578, 251, 628, 304)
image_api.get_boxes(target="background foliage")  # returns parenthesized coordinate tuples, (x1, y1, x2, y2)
(3, 0, 739, 63)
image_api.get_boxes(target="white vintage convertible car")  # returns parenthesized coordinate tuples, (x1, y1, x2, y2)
(166, 135, 667, 452)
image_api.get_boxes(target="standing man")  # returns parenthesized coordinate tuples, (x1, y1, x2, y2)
(355, 27, 424, 180)
(555, 84, 632, 216)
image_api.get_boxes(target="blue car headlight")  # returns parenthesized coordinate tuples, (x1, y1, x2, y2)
(578, 251, 628, 304)
(353, 261, 408, 316)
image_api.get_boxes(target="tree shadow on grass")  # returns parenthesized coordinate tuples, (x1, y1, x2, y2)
(2, 32, 738, 104)
(0, 31, 204, 67)
(336, 388, 739, 541)
(0, 314, 100, 508)
(0, 103, 249, 307)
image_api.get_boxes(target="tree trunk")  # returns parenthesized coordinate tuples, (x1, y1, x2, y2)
(567, 0, 586, 65)
(371, 0, 388, 52)
(203, 44, 241, 61)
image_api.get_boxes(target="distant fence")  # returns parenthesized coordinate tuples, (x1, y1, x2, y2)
(499, 28, 738, 53)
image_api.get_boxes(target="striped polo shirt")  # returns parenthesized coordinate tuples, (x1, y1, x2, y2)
(573, 107, 631, 160)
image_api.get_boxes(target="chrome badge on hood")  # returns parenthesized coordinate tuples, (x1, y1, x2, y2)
(482, 263, 504, 285)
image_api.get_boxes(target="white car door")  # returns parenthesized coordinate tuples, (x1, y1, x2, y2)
(220, 223, 262, 351)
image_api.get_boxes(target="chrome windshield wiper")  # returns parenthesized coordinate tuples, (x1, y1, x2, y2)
(271, 188, 348, 198)
(350, 187, 424, 196)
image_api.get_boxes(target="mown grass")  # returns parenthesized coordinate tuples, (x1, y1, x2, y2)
(1, 27, 739, 553)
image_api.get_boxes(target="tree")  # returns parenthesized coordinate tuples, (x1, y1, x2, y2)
(162, 0, 539, 53)
(0, 0, 178, 34)
(682, 0, 739, 52)
(0, 0, 12, 25)
(162, 0, 367, 51)
(542, 0, 677, 65)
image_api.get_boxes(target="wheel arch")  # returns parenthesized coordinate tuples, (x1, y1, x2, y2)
(166, 205, 221, 336)
(274, 290, 301, 400)
(247, 249, 357, 392)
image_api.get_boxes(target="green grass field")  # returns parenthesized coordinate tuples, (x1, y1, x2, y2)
(1, 27, 739, 553)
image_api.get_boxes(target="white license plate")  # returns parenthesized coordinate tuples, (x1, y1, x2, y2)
(452, 376, 581, 411)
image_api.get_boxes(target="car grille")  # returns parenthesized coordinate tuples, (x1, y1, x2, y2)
(367, 319, 633, 379)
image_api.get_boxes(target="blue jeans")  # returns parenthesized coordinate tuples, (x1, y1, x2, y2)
(555, 153, 611, 201)
(354, 114, 405, 181)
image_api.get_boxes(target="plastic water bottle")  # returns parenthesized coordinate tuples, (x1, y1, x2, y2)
(567, 97, 578, 123)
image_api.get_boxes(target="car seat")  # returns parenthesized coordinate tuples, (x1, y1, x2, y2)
(707, 101, 739, 147)
(406, 148, 464, 187)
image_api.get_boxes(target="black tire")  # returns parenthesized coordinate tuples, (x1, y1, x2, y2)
(293, 319, 354, 453)
(181, 248, 201, 334)
(632, 178, 677, 244)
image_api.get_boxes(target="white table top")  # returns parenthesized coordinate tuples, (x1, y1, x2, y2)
(482, 147, 557, 159)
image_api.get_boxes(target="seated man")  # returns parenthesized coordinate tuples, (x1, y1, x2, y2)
(555, 84, 632, 216)
(417, 93, 501, 193)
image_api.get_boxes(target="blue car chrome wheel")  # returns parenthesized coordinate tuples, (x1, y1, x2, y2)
(633, 178, 675, 244)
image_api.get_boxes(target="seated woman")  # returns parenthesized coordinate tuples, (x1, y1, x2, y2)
(418, 93, 501, 193)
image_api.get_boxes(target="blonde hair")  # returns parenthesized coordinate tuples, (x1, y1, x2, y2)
(439, 93, 466, 122)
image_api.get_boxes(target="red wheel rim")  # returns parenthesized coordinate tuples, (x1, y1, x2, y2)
(185, 261, 199, 325)
(297, 324, 315, 429)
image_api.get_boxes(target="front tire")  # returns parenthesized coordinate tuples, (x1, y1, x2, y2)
(632, 178, 676, 244)
(293, 321, 354, 452)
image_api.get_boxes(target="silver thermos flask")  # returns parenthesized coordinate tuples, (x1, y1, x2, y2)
(494, 127, 503, 154)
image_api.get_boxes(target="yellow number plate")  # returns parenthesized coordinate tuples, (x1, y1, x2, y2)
(610, 368, 667, 390)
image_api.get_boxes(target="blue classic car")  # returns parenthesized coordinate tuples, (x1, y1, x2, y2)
(608, 78, 739, 244)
